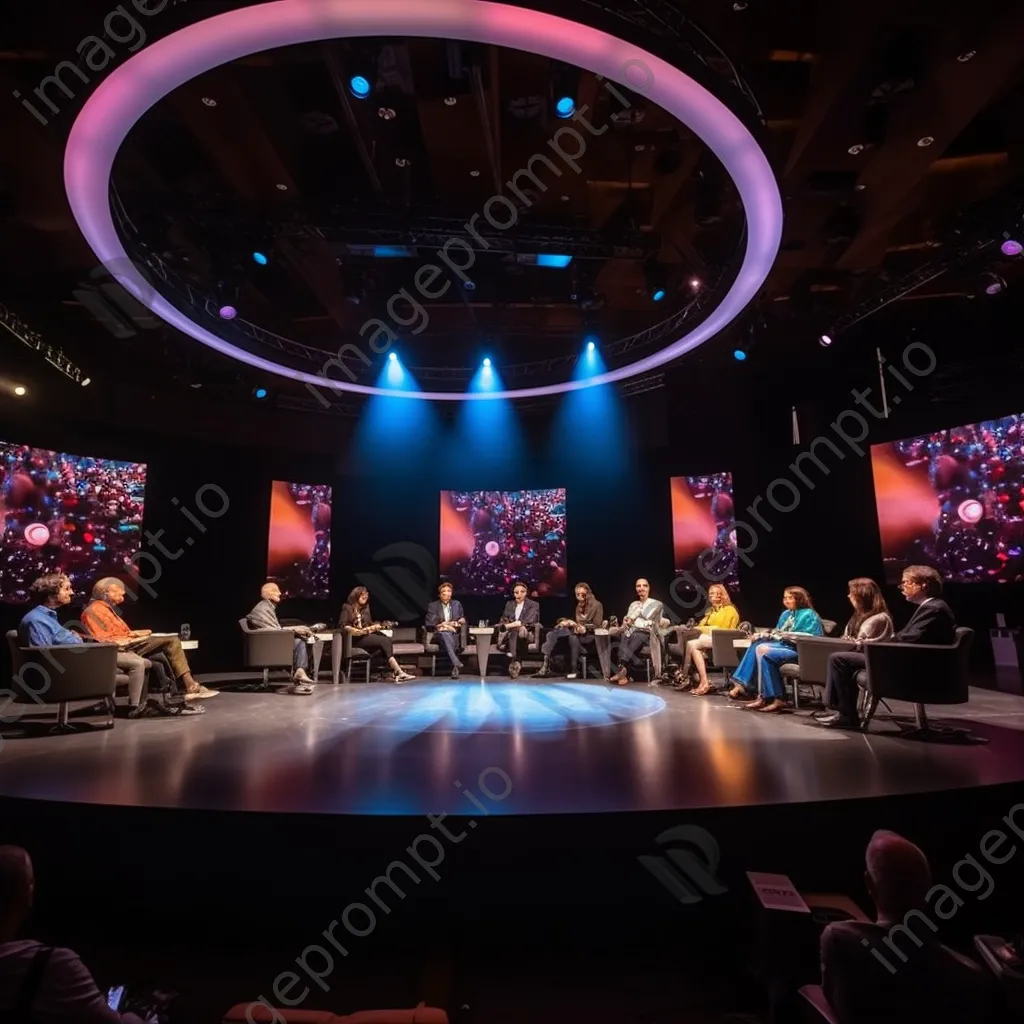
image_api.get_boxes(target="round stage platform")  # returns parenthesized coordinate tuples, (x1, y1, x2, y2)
(2, 679, 1022, 816)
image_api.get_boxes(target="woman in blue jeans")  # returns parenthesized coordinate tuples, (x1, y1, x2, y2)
(727, 586, 823, 713)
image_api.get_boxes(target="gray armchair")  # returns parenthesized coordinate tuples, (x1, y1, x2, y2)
(5, 630, 119, 733)
(238, 618, 296, 690)
(780, 637, 857, 708)
(857, 627, 975, 737)
(710, 625, 753, 685)
(339, 628, 372, 683)
(390, 626, 425, 671)
(423, 621, 469, 676)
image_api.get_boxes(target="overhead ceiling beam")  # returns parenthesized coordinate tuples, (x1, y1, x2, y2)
(839, 4, 1024, 269)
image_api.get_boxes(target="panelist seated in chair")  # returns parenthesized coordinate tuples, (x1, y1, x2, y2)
(17, 573, 162, 720)
(424, 582, 466, 679)
(818, 565, 954, 730)
(533, 582, 603, 679)
(727, 586, 823, 712)
(679, 582, 741, 694)
(247, 582, 321, 695)
(494, 582, 539, 680)
(81, 578, 218, 701)
(607, 578, 663, 685)
(339, 586, 415, 683)
(820, 829, 995, 1024)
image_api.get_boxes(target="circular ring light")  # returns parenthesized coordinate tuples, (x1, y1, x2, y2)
(65, 0, 782, 401)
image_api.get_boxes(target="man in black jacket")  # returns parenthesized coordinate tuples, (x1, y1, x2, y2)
(818, 565, 955, 729)
(495, 582, 540, 679)
(424, 583, 467, 679)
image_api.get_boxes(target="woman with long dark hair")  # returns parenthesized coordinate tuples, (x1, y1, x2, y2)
(727, 586, 823, 713)
(532, 581, 604, 679)
(339, 586, 415, 683)
(841, 578, 894, 642)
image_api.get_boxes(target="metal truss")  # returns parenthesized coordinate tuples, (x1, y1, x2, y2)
(0, 304, 90, 386)
(576, 0, 764, 123)
(123, 236, 715, 385)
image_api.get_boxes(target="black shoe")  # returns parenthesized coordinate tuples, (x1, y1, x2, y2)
(820, 714, 859, 730)
(812, 708, 837, 720)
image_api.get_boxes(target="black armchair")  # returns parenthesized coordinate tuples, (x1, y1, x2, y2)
(858, 627, 975, 738)
(5, 630, 119, 733)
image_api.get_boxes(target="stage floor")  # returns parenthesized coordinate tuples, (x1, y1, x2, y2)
(2, 678, 1023, 815)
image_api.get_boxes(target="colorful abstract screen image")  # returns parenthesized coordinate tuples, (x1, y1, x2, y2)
(267, 481, 332, 599)
(0, 441, 146, 604)
(871, 414, 1024, 584)
(671, 473, 739, 598)
(439, 489, 567, 597)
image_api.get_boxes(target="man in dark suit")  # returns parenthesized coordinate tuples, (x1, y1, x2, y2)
(495, 582, 540, 679)
(425, 582, 466, 679)
(818, 565, 956, 729)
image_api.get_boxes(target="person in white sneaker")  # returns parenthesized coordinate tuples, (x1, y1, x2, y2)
(247, 582, 321, 695)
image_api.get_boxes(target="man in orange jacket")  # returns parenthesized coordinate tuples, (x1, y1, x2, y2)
(81, 578, 218, 701)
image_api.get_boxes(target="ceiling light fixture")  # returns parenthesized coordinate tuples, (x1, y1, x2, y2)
(378, 106, 396, 120)
(469, 169, 480, 177)
(917, 136, 935, 147)
(555, 96, 575, 118)
(64, 0, 783, 402)
(819, 333, 833, 348)
(982, 272, 1006, 296)
(1000, 238, 1022, 257)
(14, 385, 26, 397)
(689, 277, 702, 291)
(956, 50, 976, 63)
(80, 378, 91, 387)
(395, 157, 409, 167)
(201, 96, 217, 107)
(275, 183, 288, 191)
(732, 1, 749, 9)
(444, 96, 457, 106)
(847, 144, 864, 155)
(348, 75, 371, 99)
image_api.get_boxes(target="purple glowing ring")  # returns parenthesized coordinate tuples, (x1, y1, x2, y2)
(65, 0, 782, 401)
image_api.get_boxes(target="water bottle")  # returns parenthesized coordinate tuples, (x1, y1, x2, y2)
(179, 623, 191, 641)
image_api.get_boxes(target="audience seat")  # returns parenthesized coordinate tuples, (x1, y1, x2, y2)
(857, 627, 975, 737)
(222, 1002, 448, 1023)
(239, 618, 296, 688)
(4, 630, 119, 732)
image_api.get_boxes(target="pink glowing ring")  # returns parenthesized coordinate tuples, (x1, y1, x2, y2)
(65, 0, 782, 401)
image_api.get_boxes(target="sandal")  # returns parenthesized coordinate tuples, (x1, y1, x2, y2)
(741, 696, 766, 711)
(393, 669, 415, 683)
(691, 682, 713, 696)
(759, 699, 787, 713)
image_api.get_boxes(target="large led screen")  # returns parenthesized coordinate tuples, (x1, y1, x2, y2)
(0, 441, 146, 604)
(871, 414, 1024, 584)
(267, 481, 332, 599)
(671, 473, 739, 596)
(440, 489, 567, 597)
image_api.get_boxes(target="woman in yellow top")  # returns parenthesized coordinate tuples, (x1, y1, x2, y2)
(684, 583, 741, 695)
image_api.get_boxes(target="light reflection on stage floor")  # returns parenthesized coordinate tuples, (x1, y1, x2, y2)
(316, 682, 666, 734)
(1, 680, 1023, 816)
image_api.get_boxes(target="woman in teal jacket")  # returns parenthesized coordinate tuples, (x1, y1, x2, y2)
(727, 587, 823, 713)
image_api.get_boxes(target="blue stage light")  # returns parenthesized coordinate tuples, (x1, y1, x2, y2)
(349, 75, 371, 99)
(253, 387, 268, 399)
(388, 352, 397, 361)
(536, 253, 573, 268)
(652, 287, 665, 302)
(586, 340, 595, 352)
(252, 251, 268, 266)
(483, 357, 492, 368)
(733, 348, 747, 361)
(555, 96, 575, 118)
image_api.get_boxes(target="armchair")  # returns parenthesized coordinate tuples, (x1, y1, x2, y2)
(423, 621, 469, 676)
(779, 637, 857, 708)
(238, 618, 296, 690)
(5, 630, 119, 733)
(857, 627, 975, 738)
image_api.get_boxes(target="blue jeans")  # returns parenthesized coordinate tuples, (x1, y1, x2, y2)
(732, 640, 796, 700)
(435, 630, 463, 670)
